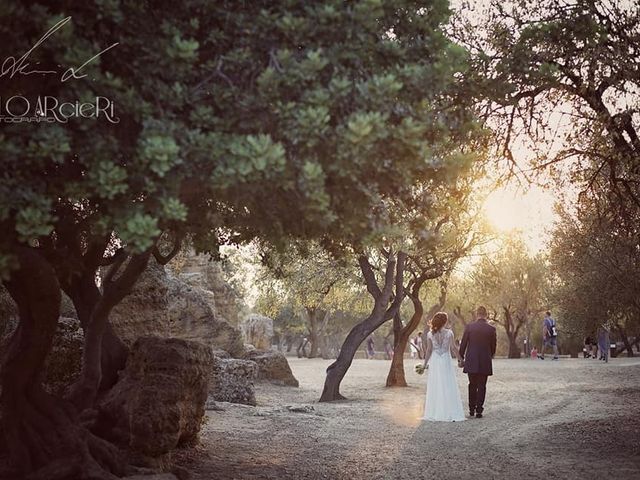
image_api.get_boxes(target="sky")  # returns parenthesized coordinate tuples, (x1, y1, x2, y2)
(482, 182, 557, 253)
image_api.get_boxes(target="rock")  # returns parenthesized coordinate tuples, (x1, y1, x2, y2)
(122, 475, 179, 480)
(166, 275, 245, 358)
(110, 260, 171, 346)
(44, 317, 83, 397)
(105, 256, 245, 357)
(286, 405, 315, 413)
(243, 350, 299, 387)
(0, 285, 17, 343)
(204, 398, 225, 411)
(96, 337, 211, 458)
(59, 291, 78, 319)
(209, 357, 257, 406)
(176, 253, 243, 326)
(241, 314, 274, 350)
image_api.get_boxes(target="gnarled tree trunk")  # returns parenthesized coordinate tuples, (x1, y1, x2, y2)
(502, 307, 522, 359)
(67, 252, 151, 411)
(1, 248, 124, 480)
(386, 301, 444, 387)
(320, 252, 406, 402)
(63, 272, 128, 392)
(386, 274, 449, 387)
(306, 307, 323, 359)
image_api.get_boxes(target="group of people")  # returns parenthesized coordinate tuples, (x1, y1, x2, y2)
(420, 308, 565, 422)
(584, 326, 611, 361)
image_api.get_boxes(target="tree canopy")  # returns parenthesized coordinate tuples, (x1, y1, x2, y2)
(0, 1, 483, 478)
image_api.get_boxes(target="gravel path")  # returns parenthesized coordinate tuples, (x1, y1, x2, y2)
(176, 356, 640, 480)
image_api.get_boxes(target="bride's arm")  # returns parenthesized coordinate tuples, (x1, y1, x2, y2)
(423, 337, 433, 367)
(450, 332, 462, 362)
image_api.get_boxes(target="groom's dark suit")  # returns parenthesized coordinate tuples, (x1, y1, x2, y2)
(459, 318, 497, 415)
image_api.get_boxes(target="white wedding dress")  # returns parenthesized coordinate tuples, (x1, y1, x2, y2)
(422, 328, 465, 422)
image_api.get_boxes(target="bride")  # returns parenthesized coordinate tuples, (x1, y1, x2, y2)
(421, 312, 466, 422)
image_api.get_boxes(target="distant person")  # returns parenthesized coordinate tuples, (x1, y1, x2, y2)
(297, 336, 309, 358)
(597, 326, 609, 361)
(530, 346, 538, 359)
(459, 305, 497, 418)
(410, 337, 418, 358)
(366, 335, 375, 359)
(584, 335, 596, 358)
(383, 336, 393, 360)
(539, 311, 558, 360)
(416, 332, 424, 359)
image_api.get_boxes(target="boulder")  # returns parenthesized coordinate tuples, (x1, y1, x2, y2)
(243, 350, 299, 387)
(110, 260, 171, 346)
(209, 357, 257, 406)
(96, 337, 212, 458)
(44, 317, 83, 397)
(240, 314, 274, 350)
(0, 285, 17, 343)
(166, 275, 245, 358)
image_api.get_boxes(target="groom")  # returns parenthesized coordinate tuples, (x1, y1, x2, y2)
(458, 306, 497, 418)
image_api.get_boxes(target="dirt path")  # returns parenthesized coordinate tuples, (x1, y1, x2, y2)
(176, 357, 640, 480)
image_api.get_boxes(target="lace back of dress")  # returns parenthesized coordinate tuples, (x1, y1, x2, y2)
(430, 328, 452, 355)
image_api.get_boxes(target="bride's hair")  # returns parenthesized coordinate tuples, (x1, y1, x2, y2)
(430, 312, 448, 333)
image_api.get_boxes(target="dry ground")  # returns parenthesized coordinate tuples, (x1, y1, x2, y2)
(176, 356, 640, 480)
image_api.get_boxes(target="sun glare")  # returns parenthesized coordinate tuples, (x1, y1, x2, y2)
(482, 185, 556, 252)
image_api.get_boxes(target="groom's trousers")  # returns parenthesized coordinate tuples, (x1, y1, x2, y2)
(467, 373, 488, 413)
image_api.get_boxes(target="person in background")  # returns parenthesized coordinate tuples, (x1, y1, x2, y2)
(597, 325, 609, 362)
(416, 331, 424, 360)
(530, 346, 538, 359)
(539, 311, 559, 360)
(366, 335, 376, 359)
(383, 336, 393, 360)
(409, 337, 418, 358)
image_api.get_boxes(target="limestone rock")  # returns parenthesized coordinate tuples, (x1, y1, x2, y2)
(209, 357, 257, 406)
(110, 260, 170, 346)
(241, 314, 274, 350)
(44, 317, 83, 397)
(174, 253, 242, 325)
(59, 291, 78, 319)
(243, 350, 299, 387)
(123, 475, 178, 480)
(0, 285, 17, 343)
(167, 276, 245, 358)
(96, 337, 211, 458)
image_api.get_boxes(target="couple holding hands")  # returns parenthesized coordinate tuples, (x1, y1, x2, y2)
(420, 306, 497, 422)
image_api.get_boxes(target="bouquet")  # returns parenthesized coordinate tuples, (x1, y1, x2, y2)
(415, 363, 427, 375)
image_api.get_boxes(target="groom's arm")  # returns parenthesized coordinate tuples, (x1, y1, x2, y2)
(459, 327, 469, 359)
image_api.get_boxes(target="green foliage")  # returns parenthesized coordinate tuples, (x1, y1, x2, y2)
(0, 1, 479, 285)
(549, 194, 640, 339)
(116, 213, 161, 253)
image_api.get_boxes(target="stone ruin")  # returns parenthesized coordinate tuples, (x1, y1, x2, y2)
(240, 313, 274, 350)
(0, 252, 300, 466)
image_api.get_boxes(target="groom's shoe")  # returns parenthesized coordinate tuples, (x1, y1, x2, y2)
(475, 412, 483, 418)
(468, 410, 475, 418)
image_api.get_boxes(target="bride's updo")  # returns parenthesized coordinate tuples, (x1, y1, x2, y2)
(430, 312, 448, 333)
